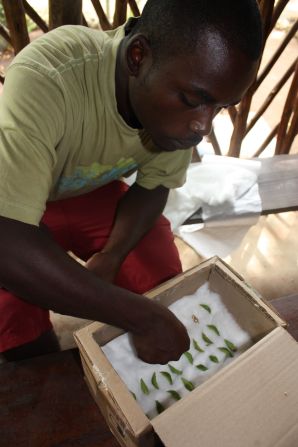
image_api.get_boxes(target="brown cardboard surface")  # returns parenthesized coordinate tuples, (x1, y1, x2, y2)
(75, 325, 149, 442)
(151, 327, 298, 447)
(75, 257, 297, 447)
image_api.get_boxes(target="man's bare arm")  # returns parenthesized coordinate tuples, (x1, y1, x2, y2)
(0, 215, 189, 363)
(86, 183, 170, 281)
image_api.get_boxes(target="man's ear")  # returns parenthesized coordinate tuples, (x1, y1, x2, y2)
(126, 35, 151, 76)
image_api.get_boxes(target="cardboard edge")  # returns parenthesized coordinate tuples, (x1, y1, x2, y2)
(145, 256, 218, 299)
(211, 259, 287, 328)
(74, 327, 151, 440)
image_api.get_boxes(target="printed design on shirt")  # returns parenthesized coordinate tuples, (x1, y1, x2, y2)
(57, 158, 137, 194)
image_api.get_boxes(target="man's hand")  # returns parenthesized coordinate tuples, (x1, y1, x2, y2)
(85, 251, 121, 283)
(131, 302, 190, 364)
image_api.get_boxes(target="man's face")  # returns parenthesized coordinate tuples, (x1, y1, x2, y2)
(128, 30, 258, 151)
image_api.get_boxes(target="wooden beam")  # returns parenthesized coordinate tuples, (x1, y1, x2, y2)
(207, 127, 222, 156)
(113, 0, 127, 28)
(275, 62, 298, 154)
(23, 0, 48, 33)
(259, 0, 275, 41)
(82, 14, 88, 27)
(227, 0, 275, 157)
(2, 0, 29, 54)
(128, 0, 140, 16)
(90, 0, 111, 30)
(49, 0, 83, 29)
(227, 105, 237, 124)
(280, 106, 298, 155)
(253, 124, 279, 157)
(228, 89, 253, 157)
(270, 0, 291, 33)
(246, 58, 297, 135)
(255, 20, 298, 91)
(0, 23, 12, 45)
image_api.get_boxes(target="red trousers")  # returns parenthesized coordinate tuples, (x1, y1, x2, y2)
(0, 181, 182, 352)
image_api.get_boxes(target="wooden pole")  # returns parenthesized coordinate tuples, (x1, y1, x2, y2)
(113, 0, 127, 28)
(246, 58, 297, 135)
(82, 14, 88, 27)
(90, 0, 111, 30)
(2, 0, 29, 54)
(228, 90, 253, 157)
(128, 0, 140, 16)
(281, 106, 298, 155)
(228, 106, 237, 124)
(49, 0, 83, 29)
(0, 24, 12, 46)
(255, 20, 298, 91)
(228, 0, 275, 157)
(207, 128, 222, 156)
(275, 62, 298, 154)
(253, 124, 279, 157)
(270, 0, 291, 33)
(23, 0, 48, 33)
(260, 0, 275, 41)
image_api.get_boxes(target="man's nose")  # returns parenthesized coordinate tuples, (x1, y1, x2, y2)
(189, 106, 215, 137)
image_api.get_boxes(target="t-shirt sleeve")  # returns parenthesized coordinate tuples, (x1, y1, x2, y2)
(0, 64, 64, 225)
(135, 147, 192, 190)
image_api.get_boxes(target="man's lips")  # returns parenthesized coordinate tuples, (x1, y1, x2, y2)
(151, 134, 203, 151)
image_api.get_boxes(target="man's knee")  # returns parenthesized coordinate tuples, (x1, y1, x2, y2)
(1, 329, 60, 362)
(0, 287, 54, 357)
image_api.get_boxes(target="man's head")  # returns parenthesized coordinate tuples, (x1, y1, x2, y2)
(119, 0, 263, 151)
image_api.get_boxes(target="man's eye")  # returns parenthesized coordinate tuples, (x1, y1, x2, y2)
(180, 93, 199, 108)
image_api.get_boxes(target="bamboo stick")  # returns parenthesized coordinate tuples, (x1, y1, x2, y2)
(280, 106, 298, 154)
(113, 0, 127, 28)
(90, 0, 111, 30)
(255, 20, 298, 91)
(259, 0, 275, 41)
(228, 0, 275, 157)
(0, 24, 12, 45)
(208, 128, 222, 156)
(275, 61, 298, 154)
(253, 124, 279, 157)
(228, 91, 253, 157)
(49, 0, 82, 29)
(227, 105, 237, 124)
(128, 0, 140, 16)
(270, 0, 291, 33)
(23, 0, 48, 33)
(246, 58, 297, 135)
(82, 14, 88, 27)
(2, 0, 29, 54)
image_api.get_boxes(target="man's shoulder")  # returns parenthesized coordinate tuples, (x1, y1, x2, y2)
(9, 25, 119, 77)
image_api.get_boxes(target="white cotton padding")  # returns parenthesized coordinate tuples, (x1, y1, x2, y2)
(102, 282, 251, 419)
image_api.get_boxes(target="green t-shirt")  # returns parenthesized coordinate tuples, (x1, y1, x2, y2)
(0, 24, 192, 226)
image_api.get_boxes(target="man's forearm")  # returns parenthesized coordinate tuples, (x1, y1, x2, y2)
(0, 216, 153, 333)
(0, 215, 190, 363)
(103, 183, 169, 261)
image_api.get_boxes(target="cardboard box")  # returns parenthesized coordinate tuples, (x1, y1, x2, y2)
(74, 257, 298, 447)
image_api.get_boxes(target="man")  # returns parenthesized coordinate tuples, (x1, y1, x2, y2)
(0, 0, 262, 363)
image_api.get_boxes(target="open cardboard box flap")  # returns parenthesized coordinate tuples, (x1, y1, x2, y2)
(151, 327, 298, 447)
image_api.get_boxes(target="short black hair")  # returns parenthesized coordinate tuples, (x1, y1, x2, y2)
(131, 0, 263, 63)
